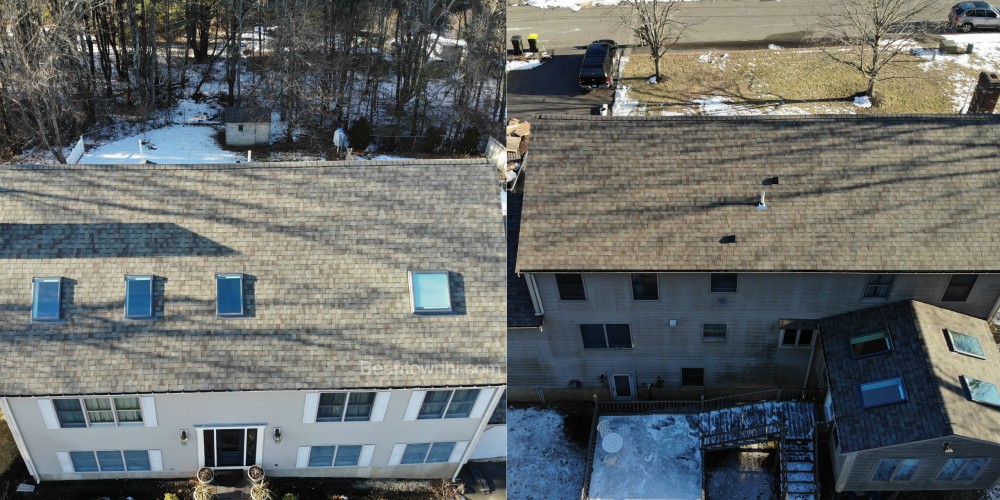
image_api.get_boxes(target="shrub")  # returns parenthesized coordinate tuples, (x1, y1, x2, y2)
(347, 117, 373, 152)
(164, 494, 180, 500)
(281, 494, 298, 500)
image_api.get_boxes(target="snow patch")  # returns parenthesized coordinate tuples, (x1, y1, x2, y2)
(80, 124, 238, 164)
(853, 95, 872, 108)
(507, 60, 545, 72)
(508, 408, 587, 500)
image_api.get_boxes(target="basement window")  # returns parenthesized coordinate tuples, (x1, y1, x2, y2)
(860, 377, 907, 409)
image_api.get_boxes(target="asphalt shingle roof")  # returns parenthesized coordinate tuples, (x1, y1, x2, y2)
(506, 191, 541, 328)
(517, 115, 1000, 273)
(0, 161, 505, 396)
(820, 300, 1000, 452)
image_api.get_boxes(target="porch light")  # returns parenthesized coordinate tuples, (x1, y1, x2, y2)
(179, 429, 189, 445)
(273, 427, 282, 443)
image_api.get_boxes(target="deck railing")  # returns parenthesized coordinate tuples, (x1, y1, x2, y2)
(579, 387, 823, 499)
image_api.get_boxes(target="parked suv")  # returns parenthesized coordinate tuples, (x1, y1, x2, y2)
(579, 40, 619, 90)
(950, 2, 1000, 32)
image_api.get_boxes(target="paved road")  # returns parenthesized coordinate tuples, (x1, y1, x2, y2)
(506, 0, 960, 117)
(507, 0, 958, 51)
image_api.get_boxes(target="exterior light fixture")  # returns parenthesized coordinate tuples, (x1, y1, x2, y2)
(273, 427, 282, 444)
(944, 442, 954, 453)
(180, 429, 189, 445)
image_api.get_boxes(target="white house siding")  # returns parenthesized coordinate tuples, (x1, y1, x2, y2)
(508, 272, 1000, 399)
(468, 425, 506, 460)
(6, 387, 501, 481)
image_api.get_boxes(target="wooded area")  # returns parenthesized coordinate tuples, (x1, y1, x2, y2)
(0, 0, 504, 162)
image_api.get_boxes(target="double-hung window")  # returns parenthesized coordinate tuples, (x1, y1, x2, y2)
(710, 273, 738, 293)
(400, 442, 455, 464)
(555, 274, 586, 300)
(580, 324, 632, 349)
(703, 324, 728, 342)
(417, 389, 480, 419)
(780, 328, 814, 347)
(308, 445, 363, 467)
(943, 274, 978, 302)
(32, 277, 63, 321)
(937, 457, 988, 481)
(872, 458, 919, 481)
(67, 450, 153, 472)
(862, 274, 894, 299)
(631, 274, 658, 300)
(54, 397, 143, 427)
(316, 392, 377, 422)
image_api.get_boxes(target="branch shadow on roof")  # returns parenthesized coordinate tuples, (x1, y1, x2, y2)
(0, 223, 237, 258)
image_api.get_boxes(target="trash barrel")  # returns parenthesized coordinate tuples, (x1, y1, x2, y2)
(527, 33, 539, 52)
(968, 43, 975, 54)
(511, 35, 523, 54)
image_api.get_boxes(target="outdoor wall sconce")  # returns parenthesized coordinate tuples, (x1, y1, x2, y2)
(599, 374, 607, 383)
(179, 429, 189, 445)
(944, 442, 954, 453)
(273, 427, 282, 444)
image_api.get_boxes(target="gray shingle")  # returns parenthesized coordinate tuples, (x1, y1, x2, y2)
(518, 115, 1000, 273)
(0, 160, 505, 396)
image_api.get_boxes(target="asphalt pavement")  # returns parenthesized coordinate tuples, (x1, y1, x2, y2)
(506, 0, 961, 118)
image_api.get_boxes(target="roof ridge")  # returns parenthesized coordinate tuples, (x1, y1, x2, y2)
(1, 158, 492, 171)
(534, 114, 1000, 122)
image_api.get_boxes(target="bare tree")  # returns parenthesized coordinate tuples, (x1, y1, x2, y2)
(815, 0, 937, 100)
(617, 0, 695, 83)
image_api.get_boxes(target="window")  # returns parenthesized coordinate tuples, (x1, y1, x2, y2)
(69, 450, 152, 472)
(863, 274, 895, 299)
(631, 274, 658, 300)
(610, 373, 635, 400)
(216, 274, 245, 316)
(409, 271, 452, 313)
(316, 392, 376, 422)
(681, 368, 704, 387)
(55, 398, 143, 427)
(488, 390, 506, 425)
(860, 377, 907, 409)
(417, 389, 481, 419)
(400, 442, 455, 464)
(872, 458, 919, 481)
(961, 376, 1000, 408)
(580, 324, 632, 349)
(238, 124, 245, 132)
(54, 399, 86, 428)
(555, 274, 586, 300)
(125, 276, 154, 319)
(32, 277, 63, 321)
(780, 328, 815, 348)
(851, 330, 892, 357)
(937, 458, 988, 481)
(703, 324, 727, 342)
(308, 445, 363, 467)
(710, 273, 738, 293)
(943, 274, 978, 302)
(946, 329, 986, 359)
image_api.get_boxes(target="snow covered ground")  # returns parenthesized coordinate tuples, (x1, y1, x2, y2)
(508, 407, 587, 500)
(507, 60, 546, 72)
(705, 446, 775, 500)
(589, 414, 702, 500)
(79, 124, 239, 164)
(521, 0, 697, 11)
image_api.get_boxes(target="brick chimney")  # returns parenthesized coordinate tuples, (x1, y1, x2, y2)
(966, 71, 1000, 114)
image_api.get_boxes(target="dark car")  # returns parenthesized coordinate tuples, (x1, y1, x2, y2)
(579, 40, 619, 90)
(950, 1, 1000, 31)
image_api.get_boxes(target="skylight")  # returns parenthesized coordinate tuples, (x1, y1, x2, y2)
(860, 377, 907, 409)
(32, 277, 62, 321)
(946, 329, 986, 359)
(216, 274, 245, 316)
(851, 330, 892, 358)
(961, 376, 1000, 408)
(410, 271, 452, 313)
(125, 276, 154, 319)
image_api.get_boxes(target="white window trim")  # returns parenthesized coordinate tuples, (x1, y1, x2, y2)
(301, 444, 371, 468)
(394, 441, 460, 465)
(609, 372, 637, 400)
(414, 389, 483, 420)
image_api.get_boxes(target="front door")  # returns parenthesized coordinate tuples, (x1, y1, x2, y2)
(201, 427, 261, 468)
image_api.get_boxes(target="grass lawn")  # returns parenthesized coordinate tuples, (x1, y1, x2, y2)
(0, 410, 18, 477)
(620, 46, 981, 114)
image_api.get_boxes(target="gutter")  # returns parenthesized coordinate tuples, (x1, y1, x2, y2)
(0, 398, 39, 483)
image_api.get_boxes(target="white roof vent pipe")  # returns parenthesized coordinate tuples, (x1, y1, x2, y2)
(756, 191, 768, 211)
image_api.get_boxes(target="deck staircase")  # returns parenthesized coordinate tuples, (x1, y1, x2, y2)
(699, 401, 819, 500)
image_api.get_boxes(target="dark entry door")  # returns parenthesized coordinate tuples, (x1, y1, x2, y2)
(216, 429, 245, 467)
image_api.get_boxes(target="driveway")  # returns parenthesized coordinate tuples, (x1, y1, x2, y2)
(507, 54, 615, 118)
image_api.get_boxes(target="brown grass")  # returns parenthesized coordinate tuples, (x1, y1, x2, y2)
(621, 47, 980, 114)
(0, 410, 19, 476)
